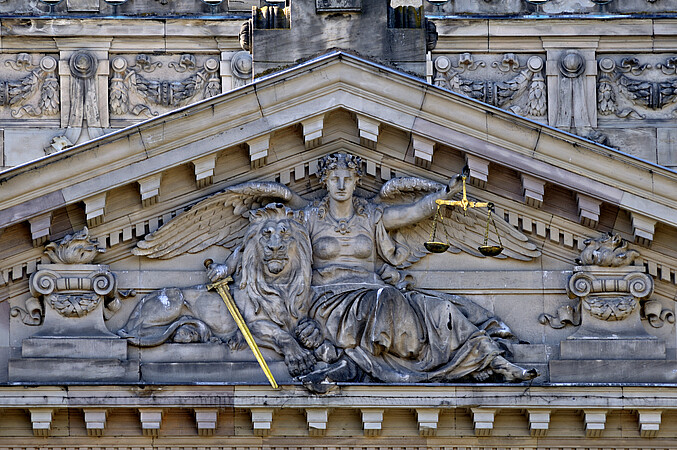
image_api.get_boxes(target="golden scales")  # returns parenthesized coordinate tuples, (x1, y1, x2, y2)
(424, 170, 504, 257)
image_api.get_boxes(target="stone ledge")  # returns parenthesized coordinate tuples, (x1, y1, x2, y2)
(8, 358, 139, 383)
(549, 360, 677, 383)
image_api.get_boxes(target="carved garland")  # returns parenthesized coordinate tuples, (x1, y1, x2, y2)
(433, 53, 546, 117)
(110, 54, 221, 117)
(597, 56, 677, 119)
(0, 53, 59, 118)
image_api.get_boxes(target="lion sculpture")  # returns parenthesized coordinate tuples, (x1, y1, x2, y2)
(118, 203, 320, 376)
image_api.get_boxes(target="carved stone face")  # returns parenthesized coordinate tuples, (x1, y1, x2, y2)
(325, 168, 358, 203)
(259, 219, 292, 274)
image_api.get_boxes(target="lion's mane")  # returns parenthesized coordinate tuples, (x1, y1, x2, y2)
(239, 203, 312, 331)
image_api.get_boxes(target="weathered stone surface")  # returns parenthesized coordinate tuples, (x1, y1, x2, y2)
(140, 361, 291, 384)
(8, 358, 140, 382)
(549, 360, 677, 383)
(560, 339, 665, 360)
(22, 337, 128, 360)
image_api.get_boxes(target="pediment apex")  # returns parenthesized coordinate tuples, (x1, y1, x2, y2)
(0, 51, 675, 235)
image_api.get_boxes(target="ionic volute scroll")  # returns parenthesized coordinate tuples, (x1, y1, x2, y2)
(11, 227, 134, 334)
(541, 233, 671, 333)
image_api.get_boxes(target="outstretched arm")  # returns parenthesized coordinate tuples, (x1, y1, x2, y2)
(382, 173, 463, 231)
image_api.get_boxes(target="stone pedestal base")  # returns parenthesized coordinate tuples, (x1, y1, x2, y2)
(9, 357, 139, 382)
(560, 338, 664, 360)
(550, 359, 677, 383)
(141, 361, 291, 384)
(9, 336, 135, 382)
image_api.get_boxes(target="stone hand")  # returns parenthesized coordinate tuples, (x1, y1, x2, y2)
(206, 263, 231, 282)
(283, 339, 317, 377)
(447, 170, 465, 195)
(295, 318, 323, 349)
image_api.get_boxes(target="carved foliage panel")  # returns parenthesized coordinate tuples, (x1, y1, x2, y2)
(109, 53, 221, 121)
(432, 52, 547, 121)
(0, 53, 60, 120)
(597, 54, 677, 121)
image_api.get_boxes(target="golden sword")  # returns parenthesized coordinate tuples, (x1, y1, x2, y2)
(204, 259, 279, 389)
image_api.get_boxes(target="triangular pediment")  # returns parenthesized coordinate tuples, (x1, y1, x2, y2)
(0, 51, 676, 289)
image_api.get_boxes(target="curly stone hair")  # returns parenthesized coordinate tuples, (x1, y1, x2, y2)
(317, 152, 363, 184)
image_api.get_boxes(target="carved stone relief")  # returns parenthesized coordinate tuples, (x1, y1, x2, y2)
(109, 54, 221, 120)
(540, 233, 670, 332)
(0, 53, 59, 120)
(126, 152, 542, 392)
(433, 53, 546, 120)
(11, 228, 131, 334)
(231, 51, 253, 89)
(597, 55, 677, 120)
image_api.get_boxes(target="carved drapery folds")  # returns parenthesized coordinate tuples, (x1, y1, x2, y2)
(0, 53, 59, 118)
(597, 55, 677, 120)
(109, 54, 221, 119)
(433, 53, 546, 119)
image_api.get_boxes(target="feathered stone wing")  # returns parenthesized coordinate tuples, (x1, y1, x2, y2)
(132, 181, 309, 260)
(373, 177, 541, 268)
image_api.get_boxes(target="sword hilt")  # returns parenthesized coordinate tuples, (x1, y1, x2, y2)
(204, 259, 233, 290)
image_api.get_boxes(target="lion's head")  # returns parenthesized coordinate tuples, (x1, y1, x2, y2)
(239, 203, 312, 330)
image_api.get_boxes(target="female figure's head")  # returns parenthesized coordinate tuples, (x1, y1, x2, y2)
(318, 152, 363, 203)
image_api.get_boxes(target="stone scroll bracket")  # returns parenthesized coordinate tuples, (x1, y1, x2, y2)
(521, 174, 545, 209)
(583, 409, 607, 438)
(356, 114, 380, 150)
(139, 408, 163, 436)
(84, 408, 107, 436)
(194, 408, 218, 436)
(465, 154, 489, 189)
(28, 212, 52, 247)
(576, 193, 602, 229)
(542, 40, 599, 132)
(471, 407, 496, 436)
(138, 173, 163, 208)
(416, 408, 440, 436)
(29, 408, 53, 437)
(192, 154, 217, 189)
(526, 408, 550, 437)
(55, 39, 112, 145)
(250, 407, 274, 436)
(411, 134, 435, 169)
(248, 134, 270, 169)
(302, 115, 324, 149)
(361, 408, 384, 436)
(631, 212, 656, 247)
(84, 192, 107, 228)
(306, 408, 329, 436)
(637, 409, 662, 438)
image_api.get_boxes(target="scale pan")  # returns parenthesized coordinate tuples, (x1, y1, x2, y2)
(425, 241, 450, 253)
(478, 245, 503, 257)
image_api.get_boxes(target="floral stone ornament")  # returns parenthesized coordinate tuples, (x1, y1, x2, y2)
(21, 227, 120, 337)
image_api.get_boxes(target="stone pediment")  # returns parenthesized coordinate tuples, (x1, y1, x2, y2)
(1, 50, 677, 392)
(0, 51, 675, 287)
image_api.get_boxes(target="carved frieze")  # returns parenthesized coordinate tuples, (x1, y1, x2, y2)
(433, 53, 546, 120)
(0, 53, 59, 119)
(597, 55, 677, 120)
(109, 54, 221, 120)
